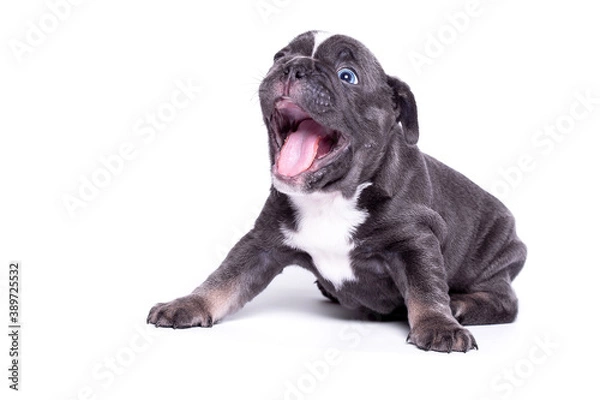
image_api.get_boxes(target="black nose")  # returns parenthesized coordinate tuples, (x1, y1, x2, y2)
(282, 59, 312, 81)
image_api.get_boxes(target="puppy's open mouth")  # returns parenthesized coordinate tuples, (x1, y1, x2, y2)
(270, 98, 348, 178)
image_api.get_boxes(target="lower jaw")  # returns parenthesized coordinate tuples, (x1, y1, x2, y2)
(271, 164, 349, 195)
(271, 143, 353, 194)
(271, 166, 323, 195)
(272, 175, 304, 195)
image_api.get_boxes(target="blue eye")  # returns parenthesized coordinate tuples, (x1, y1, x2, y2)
(337, 68, 358, 85)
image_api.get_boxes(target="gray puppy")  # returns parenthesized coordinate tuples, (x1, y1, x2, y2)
(147, 31, 526, 352)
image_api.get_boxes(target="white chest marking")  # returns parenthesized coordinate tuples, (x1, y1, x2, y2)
(282, 183, 371, 289)
(312, 31, 334, 57)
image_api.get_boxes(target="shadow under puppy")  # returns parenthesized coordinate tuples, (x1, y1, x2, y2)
(147, 31, 526, 353)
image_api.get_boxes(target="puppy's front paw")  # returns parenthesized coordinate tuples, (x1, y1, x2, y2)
(147, 295, 213, 329)
(407, 317, 478, 353)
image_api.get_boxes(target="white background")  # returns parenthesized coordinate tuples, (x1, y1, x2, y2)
(2, 1, 599, 399)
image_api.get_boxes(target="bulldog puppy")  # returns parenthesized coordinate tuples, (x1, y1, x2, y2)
(147, 31, 526, 352)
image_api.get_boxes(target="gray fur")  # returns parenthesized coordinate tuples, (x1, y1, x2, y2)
(147, 31, 526, 353)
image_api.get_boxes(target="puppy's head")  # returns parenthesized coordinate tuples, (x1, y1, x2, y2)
(259, 31, 418, 195)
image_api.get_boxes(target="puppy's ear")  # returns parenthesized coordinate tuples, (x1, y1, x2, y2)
(387, 76, 419, 145)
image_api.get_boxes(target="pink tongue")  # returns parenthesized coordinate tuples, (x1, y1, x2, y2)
(277, 120, 322, 177)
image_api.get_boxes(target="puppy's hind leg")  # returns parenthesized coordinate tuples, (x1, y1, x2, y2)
(450, 284, 518, 325)
(451, 252, 525, 326)
(451, 214, 527, 326)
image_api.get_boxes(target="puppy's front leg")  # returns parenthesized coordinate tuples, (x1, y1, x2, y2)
(399, 230, 478, 353)
(147, 230, 287, 329)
